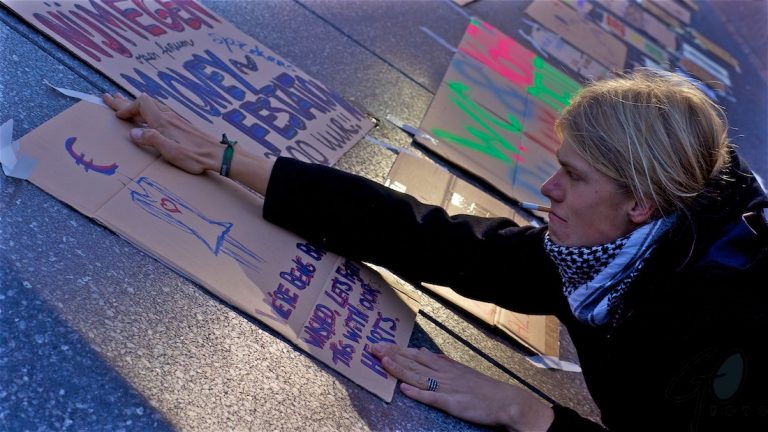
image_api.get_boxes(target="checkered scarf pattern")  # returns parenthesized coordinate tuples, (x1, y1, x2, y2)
(544, 216, 674, 327)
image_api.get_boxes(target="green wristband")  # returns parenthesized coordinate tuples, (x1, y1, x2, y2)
(219, 133, 237, 177)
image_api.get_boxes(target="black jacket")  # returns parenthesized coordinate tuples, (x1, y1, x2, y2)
(263, 154, 768, 431)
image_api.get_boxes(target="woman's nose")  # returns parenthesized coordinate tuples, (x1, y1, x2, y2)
(540, 170, 563, 201)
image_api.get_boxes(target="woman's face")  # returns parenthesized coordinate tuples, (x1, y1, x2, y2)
(541, 140, 643, 247)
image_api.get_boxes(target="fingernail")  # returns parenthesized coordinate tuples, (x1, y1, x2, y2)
(130, 128, 143, 140)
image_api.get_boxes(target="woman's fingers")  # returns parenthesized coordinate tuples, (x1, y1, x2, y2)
(104, 93, 174, 129)
(376, 345, 438, 368)
(392, 347, 445, 373)
(130, 128, 170, 154)
(371, 339, 556, 428)
(381, 356, 433, 391)
(130, 94, 170, 129)
(106, 93, 144, 122)
(148, 95, 174, 113)
(103, 93, 139, 119)
(374, 344, 449, 392)
(103, 93, 221, 175)
(400, 382, 441, 405)
(375, 345, 431, 372)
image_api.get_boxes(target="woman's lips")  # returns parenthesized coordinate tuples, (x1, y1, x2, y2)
(549, 212, 566, 223)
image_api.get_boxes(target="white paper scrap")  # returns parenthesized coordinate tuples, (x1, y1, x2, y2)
(44, 80, 109, 107)
(527, 355, 583, 372)
(1, 119, 18, 176)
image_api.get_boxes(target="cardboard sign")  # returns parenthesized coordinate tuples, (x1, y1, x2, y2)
(681, 42, 731, 87)
(14, 101, 418, 402)
(648, 0, 691, 25)
(637, 0, 682, 30)
(416, 19, 576, 207)
(522, 25, 610, 81)
(596, 0, 677, 51)
(385, 154, 560, 357)
(598, 10, 668, 65)
(678, 58, 727, 92)
(2, 0, 372, 165)
(525, 0, 627, 71)
(689, 29, 740, 72)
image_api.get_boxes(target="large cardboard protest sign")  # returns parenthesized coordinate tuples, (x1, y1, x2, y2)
(416, 18, 579, 207)
(648, 0, 691, 25)
(597, 9, 668, 65)
(525, 0, 627, 71)
(520, 24, 610, 81)
(596, 0, 677, 52)
(688, 28, 740, 73)
(14, 101, 417, 402)
(2, 0, 372, 165)
(384, 154, 560, 357)
(637, 0, 682, 30)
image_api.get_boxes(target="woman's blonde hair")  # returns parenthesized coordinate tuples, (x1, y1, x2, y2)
(555, 68, 731, 216)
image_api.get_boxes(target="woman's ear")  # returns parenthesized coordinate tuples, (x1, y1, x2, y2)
(628, 199, 657, 224)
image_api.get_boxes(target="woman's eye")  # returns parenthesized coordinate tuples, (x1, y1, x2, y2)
(566, 170, 579, 181)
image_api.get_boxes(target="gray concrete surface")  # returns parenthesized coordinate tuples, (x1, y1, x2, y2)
(1, 0, 764, 431)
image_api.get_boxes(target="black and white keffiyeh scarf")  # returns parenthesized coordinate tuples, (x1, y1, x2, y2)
(544, 216, 675, 327)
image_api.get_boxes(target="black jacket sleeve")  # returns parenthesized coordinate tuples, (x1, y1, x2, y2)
(263, 157, 565, 315)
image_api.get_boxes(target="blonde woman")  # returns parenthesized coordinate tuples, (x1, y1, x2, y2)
(106, 69, 767, 431)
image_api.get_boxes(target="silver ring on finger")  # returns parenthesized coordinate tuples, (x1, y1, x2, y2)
(426, 377, 439, 392)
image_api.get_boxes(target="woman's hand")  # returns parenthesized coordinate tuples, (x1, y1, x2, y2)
(373, 344, 554, 431)
(103, 93, 222, 174)
(103, 93, 275, 194)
